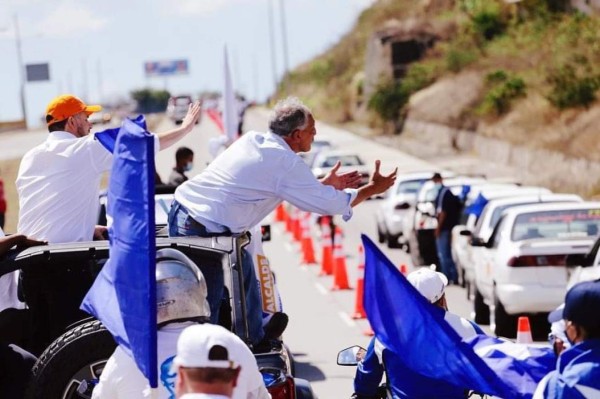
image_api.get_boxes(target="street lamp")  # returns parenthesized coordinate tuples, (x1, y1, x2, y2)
(13, 14, 27, 128)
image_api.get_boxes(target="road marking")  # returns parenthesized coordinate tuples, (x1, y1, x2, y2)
(338, 311, 356, 327)
(284, 243, 295, 252)
(314, 282, 328, 296)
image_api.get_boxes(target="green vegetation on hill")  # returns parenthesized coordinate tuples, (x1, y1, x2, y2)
(279, 0, 600, 130)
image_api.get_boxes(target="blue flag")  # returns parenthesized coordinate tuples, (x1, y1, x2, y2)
(465, 193, 489, 218)
(361, 234, 554, 399)
(82, 117, 158, 387)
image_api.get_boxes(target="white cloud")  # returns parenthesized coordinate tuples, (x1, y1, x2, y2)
(37, 1, 108, 38)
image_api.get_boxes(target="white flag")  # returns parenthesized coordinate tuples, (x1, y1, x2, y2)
(222, 46, 239, 142)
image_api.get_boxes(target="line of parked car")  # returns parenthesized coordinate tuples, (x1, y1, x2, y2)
(375, 169, 600, 340)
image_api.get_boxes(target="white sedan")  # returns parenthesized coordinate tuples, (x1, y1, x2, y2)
(311, 150, 370, 187)
(471, 201, 600, 339)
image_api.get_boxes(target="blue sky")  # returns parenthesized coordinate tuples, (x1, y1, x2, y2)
(0, 0, 375, 126)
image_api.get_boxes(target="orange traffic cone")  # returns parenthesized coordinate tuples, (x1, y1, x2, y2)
(516, 316, 533, 344)
(352, 245, 366, 319)
(399, 263, 408, 275)
(293, 208, 302, 242)
(331, 226, 351, 290)
(319, 217, 334, 276)
(300, 213, 316, 264)
(275, 203, 286, 222)
(285, 206, 294, 233)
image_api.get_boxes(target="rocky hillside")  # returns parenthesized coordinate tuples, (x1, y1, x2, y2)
(278, 0, 600, 163)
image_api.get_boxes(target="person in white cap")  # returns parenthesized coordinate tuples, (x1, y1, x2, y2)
(173, 324, 245, 398)
(351, 267, 485, 399)
(92, 249, 269, 399)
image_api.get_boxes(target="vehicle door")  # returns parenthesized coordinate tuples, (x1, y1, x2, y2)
(475, 215, 507, 302)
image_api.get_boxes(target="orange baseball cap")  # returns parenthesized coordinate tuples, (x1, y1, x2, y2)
(45, 94, 102, 126)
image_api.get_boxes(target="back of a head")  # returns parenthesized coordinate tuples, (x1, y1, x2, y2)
(564, 280, 600, 338)
(156, 249, 211, 326)
(407, 267, 448, 305)
(175, 147, 194, 163)
(431, 172, 443, 182)
(268, 97, 311, 137)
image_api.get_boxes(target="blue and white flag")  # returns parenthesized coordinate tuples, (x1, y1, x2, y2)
(82, 117, 158, 387)
(362, 234, 555, 399)
(465, 193, 489, 218)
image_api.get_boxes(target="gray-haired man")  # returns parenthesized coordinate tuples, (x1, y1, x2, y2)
(169, 97, 397, 346)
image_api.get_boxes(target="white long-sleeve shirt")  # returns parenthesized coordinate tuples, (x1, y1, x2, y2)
(92, 322, 270, 399)
(174, 131, 357, 234)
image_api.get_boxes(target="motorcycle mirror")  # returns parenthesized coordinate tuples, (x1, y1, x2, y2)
(337, 345, 367, 366)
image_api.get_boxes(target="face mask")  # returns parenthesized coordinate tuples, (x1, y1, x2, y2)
(184, 162, 193, 172)
(434, 183, 442, 189)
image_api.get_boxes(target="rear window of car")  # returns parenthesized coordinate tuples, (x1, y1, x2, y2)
(511, 209, 600, 241)
(319, 155, 363, 168)
(396, 179, 427, 195)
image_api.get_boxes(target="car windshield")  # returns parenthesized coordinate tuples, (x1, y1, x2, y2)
(173, 97, 192, 106)
(396, 179, 427, 195)
(312, 140, 331, 150)
(511, 209, 600, 241)
(319, 155, 363, 168)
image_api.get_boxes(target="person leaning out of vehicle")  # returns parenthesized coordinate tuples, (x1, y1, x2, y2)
(533, 280, 600, 398)
(352, 268, 485, 399)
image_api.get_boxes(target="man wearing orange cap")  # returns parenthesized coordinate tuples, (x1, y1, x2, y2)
(14, 94, 201, 354)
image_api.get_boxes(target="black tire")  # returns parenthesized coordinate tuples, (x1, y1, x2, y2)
(377, 227, 385, 244)
(27, 320, 116, 399)
(473, 288, 490, 325)
(494, 297, 517, 339)
(386, 234, 400, 249)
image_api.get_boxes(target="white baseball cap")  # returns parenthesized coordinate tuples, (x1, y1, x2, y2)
(407, 267, 448, 303)
(173, 324, 239, 370)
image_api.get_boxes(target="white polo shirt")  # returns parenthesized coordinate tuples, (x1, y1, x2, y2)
(175, 131, 357, 234)
(16, 130, 159, 244)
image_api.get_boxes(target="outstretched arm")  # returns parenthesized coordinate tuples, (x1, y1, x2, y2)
(156, 102, 203, 150)
(0, 235, 47, 258)
(351, 160, 397, 207)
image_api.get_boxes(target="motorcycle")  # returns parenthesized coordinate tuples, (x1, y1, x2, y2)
(337, 346, 491, 399)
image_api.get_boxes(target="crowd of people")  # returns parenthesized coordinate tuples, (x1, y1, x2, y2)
(0, 92, 598, 398)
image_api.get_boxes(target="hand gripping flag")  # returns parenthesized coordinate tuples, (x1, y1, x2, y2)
(82, 116, 158, 388)
(361, 234, 555, 399)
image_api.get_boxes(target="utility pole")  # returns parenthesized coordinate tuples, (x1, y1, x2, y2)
(267, 0, 278, 97)
(14, 14, 27, 128)
(97, 58, 104, 103)
(82, 59, 89, 100)
(278, 0, 290, 80)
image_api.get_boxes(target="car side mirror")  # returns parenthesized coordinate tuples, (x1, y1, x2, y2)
(337, 345, 367, 366)
(459, 229, 472, 237)
(261, 225, 271, 242)
(565, 254, 586, 268)
(394, 202, 411, 210)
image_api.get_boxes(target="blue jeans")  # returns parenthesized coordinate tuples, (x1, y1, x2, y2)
(436, 230, 458, 283)
(168, 201, 264, 345)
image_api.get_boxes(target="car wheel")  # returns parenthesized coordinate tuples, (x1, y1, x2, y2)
(387, 234, 400, 249)
(494, 296, 517, 339)
(473, 288, 490, 325)
(27, 320, 116, 399)
(377, 227, 385, 244)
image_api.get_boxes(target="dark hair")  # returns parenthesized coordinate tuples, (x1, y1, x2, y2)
(181, 367, 239, 383)
(431, 172, 443, 181)
(47, 117, 68, 132)
(176, 147, 194, 162)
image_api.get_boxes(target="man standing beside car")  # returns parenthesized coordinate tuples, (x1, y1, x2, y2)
(432, 173, 460, 284)
(169, 96, 397, 347)
(15, 94, 202, 353)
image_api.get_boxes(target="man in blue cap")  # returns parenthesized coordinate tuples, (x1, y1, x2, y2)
(534, 280, 600, 398)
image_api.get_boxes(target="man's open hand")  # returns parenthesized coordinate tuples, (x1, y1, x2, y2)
(320, 161, 362, 190)
(369, 160, 397, 195)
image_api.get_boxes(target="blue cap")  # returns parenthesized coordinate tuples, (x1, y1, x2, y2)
(563, 280, 600, 331)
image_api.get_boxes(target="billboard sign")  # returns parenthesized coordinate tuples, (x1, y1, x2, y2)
(26, 63, 50, 82)
(144, 60, 189, 77)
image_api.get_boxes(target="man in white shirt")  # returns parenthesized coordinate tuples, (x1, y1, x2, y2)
(169, 97, 397, 346)
(15, 94, 202, 354)
(93, 249, 269, 399)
